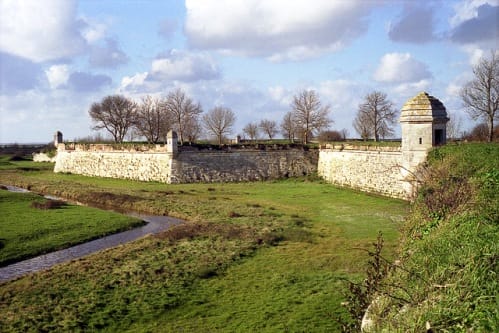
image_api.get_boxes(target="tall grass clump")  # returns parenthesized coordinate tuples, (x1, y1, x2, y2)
(360, 143, 498, 332)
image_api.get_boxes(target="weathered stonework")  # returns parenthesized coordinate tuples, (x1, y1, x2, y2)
(318, 145, 405, 199)
(171, 150, 317, 183)
(54, 143, 317, 184)
(54, 150, 173, 182)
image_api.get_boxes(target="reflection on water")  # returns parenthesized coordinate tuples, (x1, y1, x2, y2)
(0, 185, 184, 283)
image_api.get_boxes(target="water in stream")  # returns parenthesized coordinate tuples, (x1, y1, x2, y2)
(0, 186, 184, 283)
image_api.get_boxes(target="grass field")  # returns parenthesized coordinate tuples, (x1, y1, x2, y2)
(0, 155, 407, 331)
(0, 189, 143, 266)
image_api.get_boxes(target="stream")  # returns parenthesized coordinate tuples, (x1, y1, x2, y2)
(0, 185, 185, 283)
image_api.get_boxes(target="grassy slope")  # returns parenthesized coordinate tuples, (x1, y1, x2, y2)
(370, 143, 499, 332)
(0, 190, 143, 266)
(0, 159, 406, 332)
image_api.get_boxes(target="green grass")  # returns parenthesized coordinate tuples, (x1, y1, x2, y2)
(0, 156, 407, 331)
(367, 143, 499, 332)
(0, 189, 143, 266)
(0, 155, 53, 171)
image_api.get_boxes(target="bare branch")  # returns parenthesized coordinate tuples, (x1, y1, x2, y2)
(88, 95, 137, 143)
(354, 91, 398, 142)
(202, 106, 236, 145)
(290, 90, 332, 144)
(460, 50, 499, 142)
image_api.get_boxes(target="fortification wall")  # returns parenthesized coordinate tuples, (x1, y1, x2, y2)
(53, 145, 317, 184)
(54, 150, 173, 183)
(318, 145, 408, 199)
(171, 150, 318, 183)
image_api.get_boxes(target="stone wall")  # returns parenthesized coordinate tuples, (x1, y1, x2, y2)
(171, 149, 318, 183)
(33, 152, 56, 163)
(318, 145, 408, 199)
(54, 144, 317, 184)
(54, 150, 173, 183)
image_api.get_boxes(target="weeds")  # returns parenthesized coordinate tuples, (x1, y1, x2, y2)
(337, 232, 390, 331)
(360, 143, 499, 331)
(30, 199, 66, 210)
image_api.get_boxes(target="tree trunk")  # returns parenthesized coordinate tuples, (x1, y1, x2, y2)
(488, 116, 494, 143)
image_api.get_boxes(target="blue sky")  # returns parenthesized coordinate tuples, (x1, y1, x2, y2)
(1, 0, 498, 143)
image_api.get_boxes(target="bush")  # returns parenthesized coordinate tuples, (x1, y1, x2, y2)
(31, 199, 66, 210)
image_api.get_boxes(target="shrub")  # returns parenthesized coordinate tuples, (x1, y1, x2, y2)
(31, 199, 66, 210)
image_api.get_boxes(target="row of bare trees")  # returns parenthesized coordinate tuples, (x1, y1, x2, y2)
(90, 88, 334, 145)
(242, 90, 332, 144)
(241, 90, 398, 144)
(89, 51, 498, 144)
(89, 89, 235, 144)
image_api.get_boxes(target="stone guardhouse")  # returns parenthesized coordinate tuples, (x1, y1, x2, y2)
(318, 91, 449, 200)
(400, 91, 449, 170)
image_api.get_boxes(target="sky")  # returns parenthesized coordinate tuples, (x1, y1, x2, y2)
(0, 0, 498, 143)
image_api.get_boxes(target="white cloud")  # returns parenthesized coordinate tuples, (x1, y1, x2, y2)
(464, 46, 485, 66)
(268, 86, 290, 106)
(119, 72, 151, 94)
(393, 79, 432, 97)
(149, 50, 220, 82)
(450, 0, 499, 28)
(89, 38, 128, 68)
(45, 65, 70, 89)
(0, 89, 99, 143)
(450, 2, 499, 44)
(81, 18, 108, 43)
(119, 50, 221, 94)
(373, 53, 432, 83)
(0, 0, 87, 62)
(316, 80, 369, 132)
(185, 0, 373, 61)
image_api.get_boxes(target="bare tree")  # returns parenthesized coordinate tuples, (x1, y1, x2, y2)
(318, 130, 344, 142)
(183, 115, 202, 144)
(354, 91, 398, 142)
(291, 90, 332, 144)
(353, 110, 372, 141)
(340, 128, 349, 140)
(135, 95, 171, 143)
(202, 106, 236, 145)
(259, 119, 278, 140)
(460, 50, 499, 142)
(281, 111, 297, 142)
(89, 95, 137, 143)
(165, 88, 203, 144)
(446, 112, 463, 141)
(243, 122, 259, 140)
(463, 122, 490, 141)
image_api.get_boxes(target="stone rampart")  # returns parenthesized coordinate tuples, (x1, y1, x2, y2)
(318, 145, 407, 199)
(54, 150, 173, 183)
(171, 150, 318, 183)
(54, 144, 317, 184)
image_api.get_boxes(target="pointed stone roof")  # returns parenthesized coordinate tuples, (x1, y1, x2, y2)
(400, 92, 448, 122)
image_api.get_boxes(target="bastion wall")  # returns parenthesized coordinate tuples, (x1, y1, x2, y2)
(317, 145, 408, 199)
(54, 149, 174, 183)
(54, 144, 318, 184)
